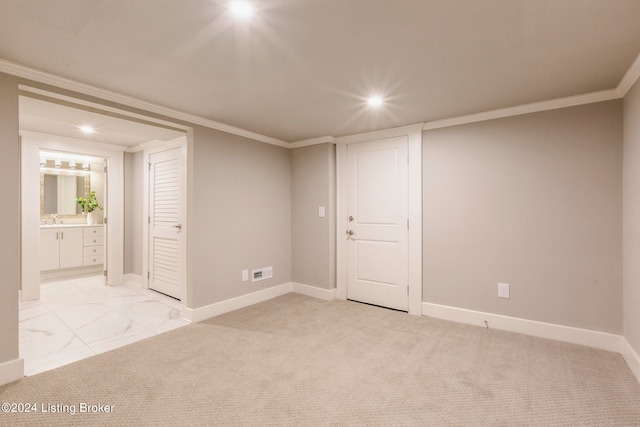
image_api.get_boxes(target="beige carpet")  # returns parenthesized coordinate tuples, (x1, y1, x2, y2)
(2, 293, 640, 426)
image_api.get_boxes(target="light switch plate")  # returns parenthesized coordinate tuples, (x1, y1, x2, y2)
(318, 206, 325, 217)
(242, 270, 248, 282)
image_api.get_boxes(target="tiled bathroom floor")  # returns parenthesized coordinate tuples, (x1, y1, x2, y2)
(19, 274, 191, 376)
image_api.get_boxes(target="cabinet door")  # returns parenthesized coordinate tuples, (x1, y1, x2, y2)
(40, 228, 60, 271)
(59, 228, 84, 269)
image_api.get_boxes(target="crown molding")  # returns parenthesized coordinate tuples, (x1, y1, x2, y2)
(0, 58, 289, 148)
(422, 89, 620, 131)
(617, 52, 640, 97)
(4, 51, 640, 148)
(289, 136, 336, 149)
(336, 123, 424, 145)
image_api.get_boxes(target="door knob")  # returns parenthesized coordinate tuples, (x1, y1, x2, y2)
(173, 224, 182, 231)
(347, 229, 354, 236)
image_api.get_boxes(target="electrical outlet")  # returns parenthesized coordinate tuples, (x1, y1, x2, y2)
(498, 282, 510, 299)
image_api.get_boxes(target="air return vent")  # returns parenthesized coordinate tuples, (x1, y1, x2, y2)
(252, 266, 273, 282)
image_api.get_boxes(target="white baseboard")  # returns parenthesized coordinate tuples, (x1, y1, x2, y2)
(123, 273, 144, 287)
(0, 358, 24, 386)
(621, 338, 640, 383)
(184, 283, 292, 323)
(291, 282, 336, 301)
(183, 282, 338, 323)
(422, 302, 622, 353)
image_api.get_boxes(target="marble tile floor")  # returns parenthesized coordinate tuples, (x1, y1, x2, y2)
(19, 274, 191, 376)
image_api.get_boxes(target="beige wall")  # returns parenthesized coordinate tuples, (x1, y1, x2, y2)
(189, 126, 292, 307)
(423, 101, 623, 333)
(624, 78, 640, 352)
(0, 73, 20, 364)
(291, 143, 336, 289)
(124, 151, 144, 276)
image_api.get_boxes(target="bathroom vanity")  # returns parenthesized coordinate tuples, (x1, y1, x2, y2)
(40, 224, 104, 272)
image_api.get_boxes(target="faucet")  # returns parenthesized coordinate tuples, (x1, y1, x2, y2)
(52, 213, 58, 224)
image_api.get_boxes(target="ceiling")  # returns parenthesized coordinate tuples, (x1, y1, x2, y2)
(20, 95, 186, 146)
(2, 0, 640, 143)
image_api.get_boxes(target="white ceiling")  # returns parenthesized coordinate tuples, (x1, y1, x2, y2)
(2, 0, 640, 142)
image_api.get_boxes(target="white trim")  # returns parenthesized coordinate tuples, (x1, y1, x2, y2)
(184, 283, 292, 323)
(621, 338, 640, 384)
(1, 59, 288, 147)
(5, 50, 640, 149)
(422, 302, 622, 353)
(336, 124, 424, 145)
(617, 53, 640, 97)
(422, 89, 620, 131)
(336, 125, 422, 315)
(291, 282, 336, 301)
(289, 136, 336, 149)
(336, 143, 348, 301)
(123, 273, 144, 287)
(407, 128, 423, 316)
(183, 282, 342, 323)
(0, 358, 24, 386)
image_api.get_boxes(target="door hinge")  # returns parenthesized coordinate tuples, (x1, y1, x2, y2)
(104, 166, 108, 173)
(147, 271, 150, 279)
(148, 216, 151, 224)
(407, 219, 409, 229)
(148, 162, 151, 171)
(104, 217, 108, 224)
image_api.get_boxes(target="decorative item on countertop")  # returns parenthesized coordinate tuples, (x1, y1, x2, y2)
(76, 190, 103, 225)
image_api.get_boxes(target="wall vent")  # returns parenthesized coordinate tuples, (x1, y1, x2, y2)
(252, 266, 273, 282)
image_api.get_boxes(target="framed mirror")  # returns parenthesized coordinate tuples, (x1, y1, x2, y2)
(40, 170, 90, 217)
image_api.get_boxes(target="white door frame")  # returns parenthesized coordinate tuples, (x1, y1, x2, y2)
(336, 124, 423, 315)
(142, 136, 188, 301)
(21, 132, 125, 301)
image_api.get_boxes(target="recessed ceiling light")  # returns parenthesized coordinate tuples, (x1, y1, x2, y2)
(367, 96, 384, 108)
(79, 125, 95, 134)
(229, 1, 254, 19)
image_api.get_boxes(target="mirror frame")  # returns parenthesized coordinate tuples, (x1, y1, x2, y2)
(40, 170, 90, 219)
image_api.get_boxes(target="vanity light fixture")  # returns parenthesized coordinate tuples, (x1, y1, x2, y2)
(40, 157, 46, 167)
(69, 160, 76, 169)
(230, 0, 254, 19)
(54, 159, 62, 169)
(82, 162, 90, 171)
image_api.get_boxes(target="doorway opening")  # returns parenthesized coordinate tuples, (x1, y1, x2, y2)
(18, 89, 191, 375)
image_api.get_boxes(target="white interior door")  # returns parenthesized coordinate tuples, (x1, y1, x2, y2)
(148, 147, 185, 300)
(347, 136, 409, 311)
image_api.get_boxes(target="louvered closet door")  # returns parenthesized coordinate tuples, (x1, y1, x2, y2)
(149, 147, 184, 300)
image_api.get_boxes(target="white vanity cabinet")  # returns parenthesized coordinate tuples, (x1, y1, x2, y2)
(40, 225, 103, 272)
(83, 226, 104, 266)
